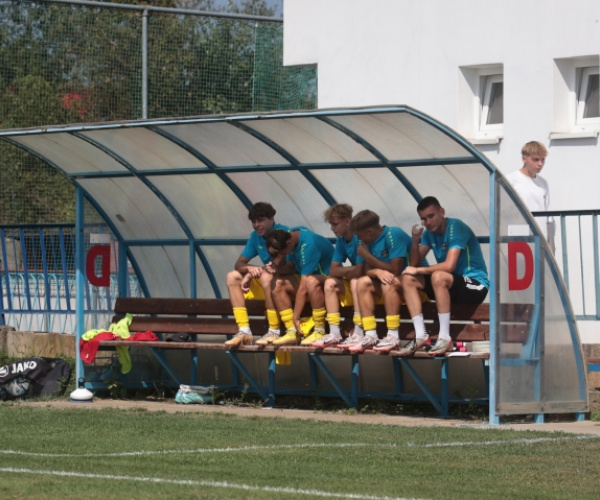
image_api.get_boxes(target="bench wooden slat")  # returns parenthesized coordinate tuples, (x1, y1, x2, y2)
(124, 317, 267, 336)
(115, 297, 301, 318)
(118, 317, 495, 342)
(113, 297, 245, 316)
(114, 298, 532, 324)
(98, 339, 493, 360)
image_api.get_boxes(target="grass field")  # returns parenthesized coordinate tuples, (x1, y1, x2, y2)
(0, 404, 599, 499)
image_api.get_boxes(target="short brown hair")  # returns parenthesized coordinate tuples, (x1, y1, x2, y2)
(417, 196, 442, 212)
(266, 229, 290, 257)
(521, 141, 548, 158)
(248, 202, 276, 221)
(323, 203, 353, 222)
(350, 210, 380, 233)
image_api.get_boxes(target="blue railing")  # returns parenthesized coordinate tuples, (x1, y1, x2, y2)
(1, 211, 598, 332)
(540, 209, 600, 321)
(0, 224, 143, 332)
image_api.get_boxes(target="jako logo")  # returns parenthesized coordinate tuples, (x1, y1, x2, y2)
(4, 360, 38, 376)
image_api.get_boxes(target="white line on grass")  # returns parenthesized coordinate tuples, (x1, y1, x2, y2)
(0, 467, 421, 500)
(0, 442, 376, 458)
(0, 435, 596, 458)
(406, 435, 598, 448)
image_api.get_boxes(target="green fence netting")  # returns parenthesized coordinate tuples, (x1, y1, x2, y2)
(0, 0, 316, 225)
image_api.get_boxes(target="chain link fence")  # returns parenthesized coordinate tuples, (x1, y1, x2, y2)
(0, 0, 316, 225)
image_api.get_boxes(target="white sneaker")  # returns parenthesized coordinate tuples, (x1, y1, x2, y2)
(348, 335, 379, 354)
(429, 338, 453, 356)
(397, 335, 430, 356)
(311, 333, 342, 348)
(373, 334, 401, 353)
(338, 332, 364, 350)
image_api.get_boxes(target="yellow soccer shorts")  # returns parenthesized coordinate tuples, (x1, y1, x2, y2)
(242, 277, 266, 300)
(338, 279, 354, 307)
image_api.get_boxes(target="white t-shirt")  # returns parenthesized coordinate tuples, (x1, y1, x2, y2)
(506, 169, 550, 212)
(506, 169, 552, 239)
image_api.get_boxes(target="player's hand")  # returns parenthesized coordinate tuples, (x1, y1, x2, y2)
(401, 266, 418, 276)
(241, 274, 252, 292)
(357, 242, 369, 258)
(264, 262, 276, 275)
(378, 270, 396, 285)
(293, 317, 302, 333)
(412, 223, 424, 239)
(247, 265, 263, 278)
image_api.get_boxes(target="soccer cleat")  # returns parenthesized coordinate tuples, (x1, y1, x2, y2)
(429, 338, 453, 356)
(311, 333, 343, 348)
(373, 334, 401, 353)
(347, 335, 379, 354)
(396, 335, 430, 356)
(301, 330, 325, 345)
(338, 332, 364, 349)
(255, 330, 280, 346)
(299, 317, 315, 335)
(224, 331, 253, 347)
(272, 329, 301, 346)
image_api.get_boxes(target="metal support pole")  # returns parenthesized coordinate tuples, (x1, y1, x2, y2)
(141, 9, 148, 119)
(75, 187, 85, 383)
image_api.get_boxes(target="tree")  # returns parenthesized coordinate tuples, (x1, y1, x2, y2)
(0, 0, 310, 225)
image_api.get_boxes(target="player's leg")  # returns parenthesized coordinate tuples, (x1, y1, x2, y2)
(272, 275, 301, 345)
(301, 274, 328, 345)
(225, 270, 255, 346)
(255, 271, 282, 345)
(374, 280, 403, 352)
(397, 273, 431, 356)
(348, 276, 381, 353)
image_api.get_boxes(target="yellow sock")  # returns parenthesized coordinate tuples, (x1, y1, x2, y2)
(362, 316, 376, 332)
(386, 314, 400, 330)
(353, 313, 363, 327)
(266, 308, 280, 331)
(233, 307, 250, 328)
(312, 307, 326, 329)
(280, 308, 295, 330)
(327, 312, 341, 326)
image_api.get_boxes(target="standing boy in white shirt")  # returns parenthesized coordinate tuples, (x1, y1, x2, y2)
(506, 141, 554, 253)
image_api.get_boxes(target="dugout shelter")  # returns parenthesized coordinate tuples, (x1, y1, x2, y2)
(0, 105, 589, 424)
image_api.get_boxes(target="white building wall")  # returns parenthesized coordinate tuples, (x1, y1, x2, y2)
(284, 0, 600, 342)
(284, 0, 600, 209)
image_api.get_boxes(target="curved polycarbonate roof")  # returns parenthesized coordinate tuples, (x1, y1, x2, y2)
(1, 106, 492, 298)
(0, 105, 589, 420)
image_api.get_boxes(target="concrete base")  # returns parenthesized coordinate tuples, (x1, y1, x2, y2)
(0, 326, 76, 358)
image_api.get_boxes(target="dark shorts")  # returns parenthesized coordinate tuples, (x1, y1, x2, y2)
(422, 273, 488, 305)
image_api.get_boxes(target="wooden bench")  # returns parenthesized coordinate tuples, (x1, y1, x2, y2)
(94, 297, 534, 416)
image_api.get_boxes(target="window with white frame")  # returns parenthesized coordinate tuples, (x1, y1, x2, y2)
(481, 74, 504, 130)
(576, 66, 599, 125)
(458, 64, 504, 145)
(552, 57, 600, 139)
